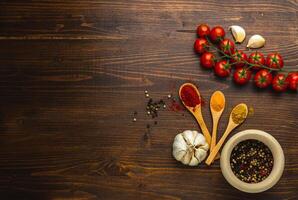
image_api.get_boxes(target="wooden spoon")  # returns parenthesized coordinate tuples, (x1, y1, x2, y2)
(210, 91, 226, 152)
(205, 103, 248, 165)
(179, 83, 211, 146)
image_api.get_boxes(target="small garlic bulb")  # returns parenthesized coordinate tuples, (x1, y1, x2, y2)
(229, 25, 246, 43)
(172, 130, 209, 166)
(247, 34, 266, 48)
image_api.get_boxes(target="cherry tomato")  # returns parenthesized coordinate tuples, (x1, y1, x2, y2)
(209, 26, 225, 43)
(219, 39, 235, 55)
(197, 24, 210, 38)
(248, 52, 265, 70)
(286, 72, 298, 91)
(272, 74, 288, 92)
(233, 67, 251, 85)
(266, 53, 284, 69)
(231, 50, 248, 68)
(214, 60, 231, 77)
(194, 38, 208, 54)
(200, 52, 215, 69)
(254, 69, 273, 88)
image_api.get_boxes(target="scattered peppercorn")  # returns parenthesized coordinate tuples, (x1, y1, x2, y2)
(132, 111, 138, 122)
(132, 90, 183, 129)
(146, 98, 165, 118)
(230, 139, 273, 183)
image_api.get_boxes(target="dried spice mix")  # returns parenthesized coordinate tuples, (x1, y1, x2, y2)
(230, 139, 274, 183)
(231, 104, 247, 124)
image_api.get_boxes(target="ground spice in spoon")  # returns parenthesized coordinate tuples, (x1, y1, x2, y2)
(180, 85, 201, 107)
(210, 91, 225, 112)
(230, 139, 274, 183)
(231, 104, 247, 124)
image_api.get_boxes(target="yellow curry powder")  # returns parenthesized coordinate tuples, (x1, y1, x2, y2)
(231, 104, 247, 124)
(211, 92, 225, 112)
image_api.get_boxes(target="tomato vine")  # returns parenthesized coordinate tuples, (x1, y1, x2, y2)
(194, 24, 298, 92)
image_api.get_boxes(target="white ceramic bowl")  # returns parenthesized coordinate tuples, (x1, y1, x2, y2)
(220, 129, 284, 193)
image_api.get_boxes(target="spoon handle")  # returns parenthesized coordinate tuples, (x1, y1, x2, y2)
(211, 116, 219, 151)
(205, 122, 236, 165)
(211, 116, 220, 162)
(194, 109, 211, 146)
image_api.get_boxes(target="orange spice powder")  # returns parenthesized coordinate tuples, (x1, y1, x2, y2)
(211, 92, 224, 112)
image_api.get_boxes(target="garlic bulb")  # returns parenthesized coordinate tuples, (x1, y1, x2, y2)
(172, 130, 209, 166)
(229, 25, 246, 43)
(247, 34, 266, 48)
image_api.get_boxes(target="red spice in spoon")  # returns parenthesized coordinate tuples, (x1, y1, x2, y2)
(180, 85, 201, 107)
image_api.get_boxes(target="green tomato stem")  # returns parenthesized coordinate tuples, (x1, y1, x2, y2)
(205, 37, 295, 74)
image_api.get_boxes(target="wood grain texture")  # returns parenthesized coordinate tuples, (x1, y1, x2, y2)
(0, 0, 297, 199)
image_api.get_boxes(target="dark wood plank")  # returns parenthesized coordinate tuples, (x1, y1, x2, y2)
(0, 0, 297, 199)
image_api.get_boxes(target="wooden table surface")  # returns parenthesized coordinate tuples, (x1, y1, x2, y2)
(0, 1, 297, 199)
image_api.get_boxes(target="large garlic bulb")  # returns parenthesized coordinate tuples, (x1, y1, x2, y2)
(172, 130, 209, 166)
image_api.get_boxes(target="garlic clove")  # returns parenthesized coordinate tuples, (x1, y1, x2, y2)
(229, 25, 246, 43)
(182, 130, 195, 145)
(189, 155, 199, 166)
(193, 132, 207, 146)
(173, 134, 187, 151)
(173, 150, 186, 161)
(172, 134, 188, 161)
(181, 150, 192, 165)
(247, 34, 266, 48)
(195, 149, 208, 163)
(201, 143, 209, 151)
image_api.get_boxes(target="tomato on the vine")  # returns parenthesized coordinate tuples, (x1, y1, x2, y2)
(200, 52, 215, 69)
(272, 74, 288, 92)
(209, 26, 225, 43)
(254, 69, 273, 88)
(248, 52, 265, 70)
(214, 60, 231, 77)
(233, 67, 251, 85)
(194, 38, 208, 54)
(231, 50, 247, 68)
(197, 24, 210, 38)
(286, 72, 298, 91)
(219, 39, 235, 55)
(266, 53, 284, 69)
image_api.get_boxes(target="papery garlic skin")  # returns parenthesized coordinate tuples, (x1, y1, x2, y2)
(247, 34, 266, 48)
(229, 25, 246, 43)
(172, 130, 209, 166)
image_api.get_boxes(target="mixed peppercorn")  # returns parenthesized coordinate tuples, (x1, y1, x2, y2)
(230, 139, 274, 183)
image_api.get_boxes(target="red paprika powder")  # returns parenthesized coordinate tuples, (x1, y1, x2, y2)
(180, 85, 201, 107)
